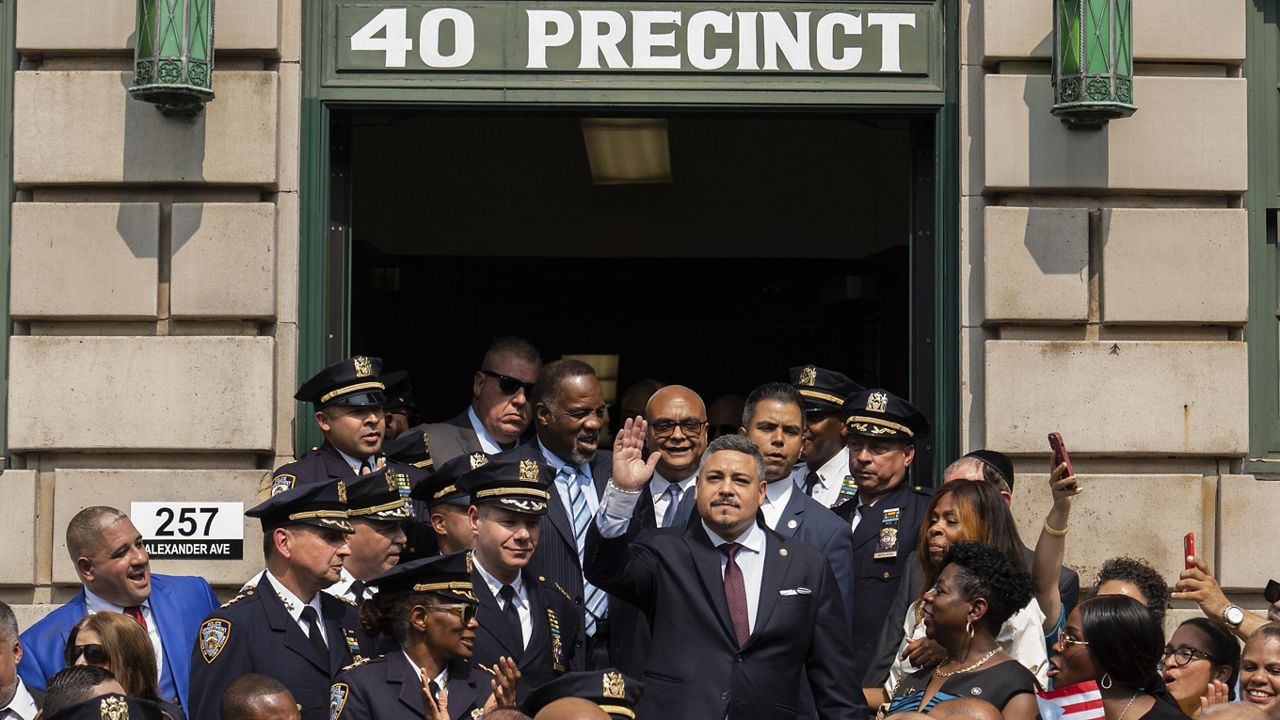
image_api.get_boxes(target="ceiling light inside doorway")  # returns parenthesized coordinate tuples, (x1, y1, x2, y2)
(581, 118, 673, 185)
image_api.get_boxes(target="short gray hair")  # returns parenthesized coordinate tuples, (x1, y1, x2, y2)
(697, 434, 767, 482)
(0, 601, 17, 644)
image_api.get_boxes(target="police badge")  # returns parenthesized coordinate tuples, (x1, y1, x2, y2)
(352, 356, 373, 378)
(100, 695, 130, 720)
(866, 392, 889, 413)
(470, 452, 488, 470)
(518, 459, 539, 483)
(329, 683, 350, 720)
(199, 619, 231, 664)
(337, 480, 347, 504)
(798, 366, 818, 387)
(270, 474, 296, 496)
(602, 671, 626, 700)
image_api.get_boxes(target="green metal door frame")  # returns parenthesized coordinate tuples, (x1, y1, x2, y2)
(0, 0, 15, 467)
(297, 0, 960, 480)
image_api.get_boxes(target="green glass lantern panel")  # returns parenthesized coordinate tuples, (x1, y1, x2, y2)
(1084, 0, 1110, 74)
(1058, 0, 1081, 75)
(189, 0, 211, 63)
(1115, 0, 1131, 76)
(157, 0, 186, 57)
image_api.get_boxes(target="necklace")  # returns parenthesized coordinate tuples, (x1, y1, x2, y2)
(1115, 691, 1140, 720)
(934, 648, 1000, 677)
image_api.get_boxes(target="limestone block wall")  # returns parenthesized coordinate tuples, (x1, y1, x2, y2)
(966, 0, 1269, 607)
(1, 0, 302, 619)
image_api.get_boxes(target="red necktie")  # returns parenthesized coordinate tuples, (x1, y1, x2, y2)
(720, 543, 750, 647)
(124, 606, 148, 630)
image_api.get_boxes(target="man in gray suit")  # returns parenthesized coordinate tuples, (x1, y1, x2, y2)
(387, 337, 542, 467)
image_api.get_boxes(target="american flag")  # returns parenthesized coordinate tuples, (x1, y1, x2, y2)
(1036, 680, 1107, 720)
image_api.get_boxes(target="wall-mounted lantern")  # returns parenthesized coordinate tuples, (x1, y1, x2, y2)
(1051, 0, 1134, 127)
(129, 0, 216, 116)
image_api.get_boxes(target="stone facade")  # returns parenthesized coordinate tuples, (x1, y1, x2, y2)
(1, 0, 1273, 630)
(4, 0, 299, 611)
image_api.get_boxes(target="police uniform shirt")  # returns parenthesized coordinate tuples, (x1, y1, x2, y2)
(0, 681, 37, 720)
(402, 650, 449, 700)
(467, 406, 505, 455)
(242, 567, 371, 606)
(797, 447, 852, 509)
(850, 495, 887, 535)
(649, 471, 696, 528)
(759, 469, 797, 531)
(537, 439, 600, 519)
(267, 570, 330, 646)
(473, 553, 532, 650)
(335, 447, 376, 475)
(84, 586, 165, 685)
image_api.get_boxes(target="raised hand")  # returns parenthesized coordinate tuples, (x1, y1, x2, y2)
(612, 416, 660, 492)
(1049, 461, 1082, 512)
(484, 656, 521, 711)
(1172, 557, 1229, 620)
(901, 637, 947, 669)
(1201, 679, 1230, 711)
(419, 669, 449, 720)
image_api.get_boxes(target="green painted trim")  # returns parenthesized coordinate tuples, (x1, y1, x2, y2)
(1244, 0, 1280, 471)
(0, 0, 15, 466)
(930, 0, 959, 484)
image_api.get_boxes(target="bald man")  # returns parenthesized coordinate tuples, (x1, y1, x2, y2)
(643, 385, 708, 529)
(533, 698, 609, 720)
(221, 674, 300, 720)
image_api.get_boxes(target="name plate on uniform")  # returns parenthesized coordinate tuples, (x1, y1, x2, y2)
(131, 502, 245, 560)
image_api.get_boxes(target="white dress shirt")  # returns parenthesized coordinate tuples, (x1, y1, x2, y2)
(760, 472, 797, 531)
(467, 406, 505, 455)
(0, 681, 38, 720)
(472, 552, 532, 649)
(794, 448, 851, 509)
(243, 567, 367, 604)
(650, 471, 697, 528)
(336, 447, 373, 474)
(83, 587, 164, 682)
(850, 494, 884, 535)
(539, 439, 599, 521)
(403, 650, 449, 697)
(265, 570, 328, 645)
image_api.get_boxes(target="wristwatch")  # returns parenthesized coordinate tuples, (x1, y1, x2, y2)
(1223, 604, 1246, 628)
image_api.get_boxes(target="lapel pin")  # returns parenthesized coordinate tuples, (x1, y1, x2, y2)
(779, 548, 788, 557)
(787, 519, 798, 529)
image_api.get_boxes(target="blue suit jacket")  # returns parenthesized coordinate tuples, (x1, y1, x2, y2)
(772, 486, 856, 626)
(17, 573, 219, 709)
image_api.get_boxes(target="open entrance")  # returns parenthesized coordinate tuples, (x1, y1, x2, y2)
(329, 108, 939, 473)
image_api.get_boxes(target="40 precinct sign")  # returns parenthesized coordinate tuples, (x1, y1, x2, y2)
(131, 502, 245, 560)
(325, 1, 943, 99)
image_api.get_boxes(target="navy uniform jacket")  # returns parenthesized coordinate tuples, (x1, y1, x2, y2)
(330, 653, 487, 720)
(187, 576, 360, 720)
(497, 443, 655, 674)
(834, 479, 932, 682)
(470, 568, 582, 702)
(584, 521, 868, 720)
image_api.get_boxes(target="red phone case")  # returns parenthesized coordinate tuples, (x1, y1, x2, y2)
(1184, 532, 1196, 569)
(1048, 432, 1075, 478)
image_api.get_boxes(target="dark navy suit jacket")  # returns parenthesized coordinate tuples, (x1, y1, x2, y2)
(16, 573, 218, 710)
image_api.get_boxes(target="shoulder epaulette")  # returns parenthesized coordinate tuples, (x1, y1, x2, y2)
(220, 588, 255, 608)
(341, 655, 380, 672)
(336, 593, 358, 607)
(538, 576, 573, 601)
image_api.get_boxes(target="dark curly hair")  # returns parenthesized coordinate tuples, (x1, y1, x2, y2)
(1093, 556, 1170, 622)
(939, 541, 1034, 635)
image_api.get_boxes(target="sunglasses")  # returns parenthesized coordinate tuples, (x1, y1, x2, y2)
(429, 603, 478, 625)
(66, 643, 110, 666)
(481, 370, 535, 397)
(1057, 628, 1089, 648)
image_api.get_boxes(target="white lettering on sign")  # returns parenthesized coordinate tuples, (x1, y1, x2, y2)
(349, 6, 922, 73)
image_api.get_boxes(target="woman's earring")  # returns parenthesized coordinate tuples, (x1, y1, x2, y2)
(966, 621, 974, 639)
(1101, 673, 1113, 689)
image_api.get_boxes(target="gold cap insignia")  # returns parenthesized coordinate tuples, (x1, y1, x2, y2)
(337, 480, 347, 505)
(352, 356, 373, 378)
(384, 473, 397, 492)
(602, 671, 626, 700)
(798, 366, 817, 387)
(100, 695, 130, 720)
(518, 459, 540, 483)
(866, 392, 889, 414)
(465, 552, 474, 574)
(470, 452, 488, 470)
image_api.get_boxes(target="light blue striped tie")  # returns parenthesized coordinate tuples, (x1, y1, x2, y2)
(562, 466, 607, 636)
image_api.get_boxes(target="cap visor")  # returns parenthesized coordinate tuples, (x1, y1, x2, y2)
(320, 391, 387, 409)
(300, 517, 356, 534)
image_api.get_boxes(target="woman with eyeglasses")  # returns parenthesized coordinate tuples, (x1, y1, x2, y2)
(1161, 618, 1239, 718)
(883, 542, 1040, 720)
(1049, 594, 1186, 720)
(65, 611, 186, 719)
(875, 480, 1049, 705)
(330, 552, 519, 720)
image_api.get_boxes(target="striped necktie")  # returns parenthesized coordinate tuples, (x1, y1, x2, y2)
(561, 466, 607, 636)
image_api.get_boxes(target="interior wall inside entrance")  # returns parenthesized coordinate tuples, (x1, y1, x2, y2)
(347, 112, 915, 426)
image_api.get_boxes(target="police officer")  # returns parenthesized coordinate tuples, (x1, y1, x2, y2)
(519, 668, 642, 720)
(461, 457, 583, 701)
(408, 453, 486, 558)
(832, 388, 933, 683)
(188, 483, 360, 720)
(789, 365, 865, 509)
(328, 553, 519, 720)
